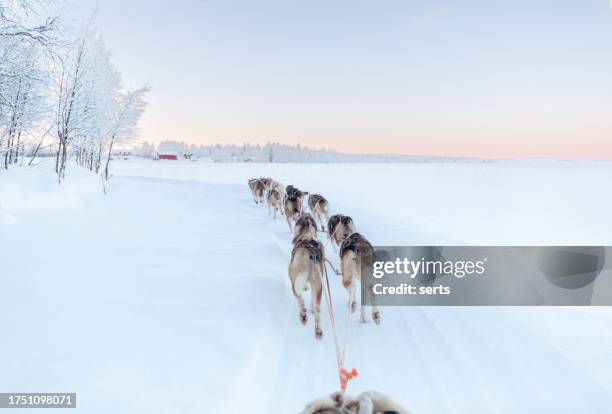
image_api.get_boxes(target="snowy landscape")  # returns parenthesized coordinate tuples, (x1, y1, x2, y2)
(2, 1, 612, 413)
(2, 158, 612, 413)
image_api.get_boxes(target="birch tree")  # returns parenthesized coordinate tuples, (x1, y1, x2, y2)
(0, 0, 59, 168)
(102, 85, 149, 180)
(53, 22, 103, 182)
(1, 2, 150, 182)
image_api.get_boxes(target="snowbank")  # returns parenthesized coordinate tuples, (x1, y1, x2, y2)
(0, 161, 102, 224)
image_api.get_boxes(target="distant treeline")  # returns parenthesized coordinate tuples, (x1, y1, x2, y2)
(130, 140, 492, 163)
(135, 141, 345, 163)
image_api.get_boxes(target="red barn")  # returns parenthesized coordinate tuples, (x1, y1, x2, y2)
(157, 151, 178, 160)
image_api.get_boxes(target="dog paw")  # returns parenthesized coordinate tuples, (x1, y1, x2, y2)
(315, 328, 323, 340)
(359, 316, 369, 323)
(350, 301, 357, 314)
(300, 311, 308, 325)
(373, 311, 381, 325)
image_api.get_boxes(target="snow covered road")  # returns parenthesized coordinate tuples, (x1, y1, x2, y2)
(1, 160, 612, 413)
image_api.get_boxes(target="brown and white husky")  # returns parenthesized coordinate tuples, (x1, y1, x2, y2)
(327, 214, 356, 248)
(252, 180, 266, 204)
(283, 185, 308, 232)
(289, 235, 325, 339)
(307, 194, 330, 231)
(248, 179, 260, 204)
(339, 232, 380, 324)
(266, 187, 283, 218)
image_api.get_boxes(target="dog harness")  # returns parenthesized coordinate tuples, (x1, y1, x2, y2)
(291, 239, 324, 264)
(339, 233, 373, 257)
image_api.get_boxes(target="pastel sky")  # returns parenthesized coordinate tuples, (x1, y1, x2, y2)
(70, 0, 612, 159)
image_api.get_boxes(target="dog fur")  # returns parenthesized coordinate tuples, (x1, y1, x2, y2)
(327, 214, 357, 247)
(267, 188, 283, 218)
(260, 177, 273, 190)
(253, 180, 266, 204)
(248, 178, 260, 204)
(300, 390, 409, 414)
(283, 185, 308, 232)
(289, 237, 325, 339)
(339, 232, 381, 324)
(293, 213, 318, 244)
(271, 180, 284, 193)
(308, 194, 330, 231)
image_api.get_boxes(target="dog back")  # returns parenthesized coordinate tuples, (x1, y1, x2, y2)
(260, 177, 273, 189)
(308, 194, 327, 211)
(254, 180, 265, 194)
(328, 214, 354, 235)
(293, 214, 318, 243)
(286, 185, 300, 199)
(291, 239, 324, 264)
(268, 188, 282, 202)
(339, 232, 373, 258)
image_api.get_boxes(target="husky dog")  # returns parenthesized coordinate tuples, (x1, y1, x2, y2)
(289, 237, 325, 339)
(327, 214, 356, 247)
(248, 179, 260, 204)
(307, 194, 330, 231)
(283, 185, 308, 232)
(339, 232, 380, 324)
(266, 187, 284, 218)
(252, 180, 266, 204)
(266, 180, 285, 216)
(300, 390, 409, 414)
(292, 213, 318, 244)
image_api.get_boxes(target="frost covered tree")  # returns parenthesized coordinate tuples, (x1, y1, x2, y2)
(52, 19, 148, 183)
(102, 85, 149, 180)
(53, 22, 99, 182)
(0, 2, 149, 183)
(0, 0, 59, 168)
(132, 141, 155, 157)
(71, 34, 121, 174)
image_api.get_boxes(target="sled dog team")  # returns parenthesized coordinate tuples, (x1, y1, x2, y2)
(248, 177, 381, 339)
(248, 177, 407, 414)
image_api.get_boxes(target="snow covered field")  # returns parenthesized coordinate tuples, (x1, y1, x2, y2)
(1, 159, 612, 413)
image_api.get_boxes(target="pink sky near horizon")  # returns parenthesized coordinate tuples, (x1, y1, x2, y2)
(74, 0, 612, 160)
(141, 93, 612, 159)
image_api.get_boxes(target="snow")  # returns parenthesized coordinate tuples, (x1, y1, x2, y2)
(1, 159, 611, 414)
